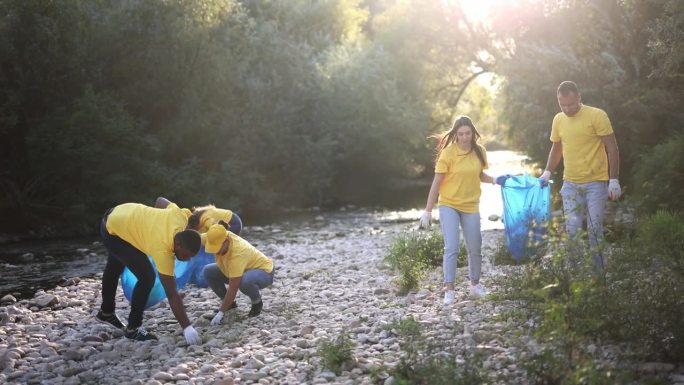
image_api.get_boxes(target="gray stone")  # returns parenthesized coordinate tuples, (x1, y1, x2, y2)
(319, 371, 337, 380)
(639, 362, 676, 373)
(245, 357, 265, 370)
(63, 349, 84, 361)
(0, 294, 17, 304)
(62, 367, 85, 377)
(241, 370, 267, 381)
(31, 294, 58, 308)
(299, 325, 315, 336)
(153, 372, 174, 381)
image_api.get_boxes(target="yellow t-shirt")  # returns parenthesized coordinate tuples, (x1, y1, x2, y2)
(105, 203, 187, 276)
(550, 105, 614, 183)
(436, 144, 488, 213)
(197, 207, 233, 233)
(216, 232, 273, 278)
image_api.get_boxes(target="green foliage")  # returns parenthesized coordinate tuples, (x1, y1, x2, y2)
(495, 0, 684, 196)
(383, 315, 422, 337)
(317, 330, 356, 375)
(385, 230, 466, 294)
(632, 135, 684, 214)
(647, 0, 684, 80)
(499, 212, 684, 381)
(605, 211, 684, 360)
(491, 238, 517, 266)
(523, 347, 639, 385)
(2, 0, 681, 238)
(384, 316, 487, 385)
(0, 0, 439, 235)
(636, 210, 684, 259)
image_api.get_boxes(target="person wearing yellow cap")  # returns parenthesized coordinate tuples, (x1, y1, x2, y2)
(96, 199, 203, 344)
(202, 223, 274, 325)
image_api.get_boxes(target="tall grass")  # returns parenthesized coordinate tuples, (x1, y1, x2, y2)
(384, 230, 466, 294)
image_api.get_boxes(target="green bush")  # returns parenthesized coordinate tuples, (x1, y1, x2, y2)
(632, 135, 684, 214)
(385, 230, 467, 294)
(492, 238, 517, 266)
(636, 210, 684, 267)
(497, 211, 684, 380)
(523, 347, 644, 385)
(317, 330, 356, 375)
(604, 210, 684, 360)
(384, 316, 487, 385)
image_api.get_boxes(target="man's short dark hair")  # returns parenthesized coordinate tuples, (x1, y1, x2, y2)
(176, 229, 201, 255)
(557, 81, 579, 96)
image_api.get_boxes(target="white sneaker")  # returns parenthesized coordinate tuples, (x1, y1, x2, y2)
(443, 290, 455, 305)
(470, 284, 487, 299)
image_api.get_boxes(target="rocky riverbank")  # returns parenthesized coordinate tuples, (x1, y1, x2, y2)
(1, 210, 682, 385)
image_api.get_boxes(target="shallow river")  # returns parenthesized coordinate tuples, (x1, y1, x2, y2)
(0, 151, 530, 299)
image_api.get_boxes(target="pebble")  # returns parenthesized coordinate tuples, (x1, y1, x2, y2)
(0, 213, 671, 385)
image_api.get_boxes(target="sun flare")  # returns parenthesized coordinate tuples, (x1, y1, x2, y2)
(443, 0, 506, 25)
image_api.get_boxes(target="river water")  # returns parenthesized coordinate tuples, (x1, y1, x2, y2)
(0, 151, 530, 300)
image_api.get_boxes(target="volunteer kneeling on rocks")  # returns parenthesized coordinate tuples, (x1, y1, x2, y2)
(204, 223, 274, 325)
(96, 200, 203, 344)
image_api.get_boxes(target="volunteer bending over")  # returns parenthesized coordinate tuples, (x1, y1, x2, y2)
(96, 200, 203, 344)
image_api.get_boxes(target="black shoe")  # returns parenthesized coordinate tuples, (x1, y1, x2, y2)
(248, 300, 263, 318)
(95, 310, 125, 329)
(124, 326, 158, 341)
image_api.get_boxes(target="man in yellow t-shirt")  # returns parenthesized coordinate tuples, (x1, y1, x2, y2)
(539, 81, 621, 273)
(200, 224, 274, 326)
(97, 200, 203, 344)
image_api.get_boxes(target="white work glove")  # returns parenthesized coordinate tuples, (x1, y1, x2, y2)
(419, 210, 432, 229)
(608, 179, 621, 201)
(211, 311, 224, 326)
(539, 170, 551, 186)
(183, 325, 202, 345)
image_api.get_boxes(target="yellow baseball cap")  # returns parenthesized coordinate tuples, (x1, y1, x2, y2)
(205, 224, 229, 254)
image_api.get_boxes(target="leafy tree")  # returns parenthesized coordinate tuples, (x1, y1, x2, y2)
(493, 0, 684, 202)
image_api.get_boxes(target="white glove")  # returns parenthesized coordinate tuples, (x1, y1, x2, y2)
(608, 179, 621, 201)
(211, 311, 224, 326)
(539, 170, 551, 186)
(419, 211, 432, 229)
(183, 325, 202, 345)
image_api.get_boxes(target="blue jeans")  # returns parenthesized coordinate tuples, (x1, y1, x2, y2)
(439, 206, 482, 284)
(228, 213, 243, 235)
(560, 181, 608, 272)
(202, 263, 274, 304)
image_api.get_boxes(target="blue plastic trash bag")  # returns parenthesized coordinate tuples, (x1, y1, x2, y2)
(500, 173, 552, 261)
(186, 246, 215, 288)
(121, 257, 193, 309)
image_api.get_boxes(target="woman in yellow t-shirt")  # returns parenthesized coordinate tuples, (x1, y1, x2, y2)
(155, 198, 243, 236)
(418, 115, 508, 305)
(187, 204, 243, 235)
(202, 223, 275, 325)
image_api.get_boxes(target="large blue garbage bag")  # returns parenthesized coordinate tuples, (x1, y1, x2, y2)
(121, 257, 193, 310)
(186, 246, 215, 288)
(500, 173, 552, 261)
